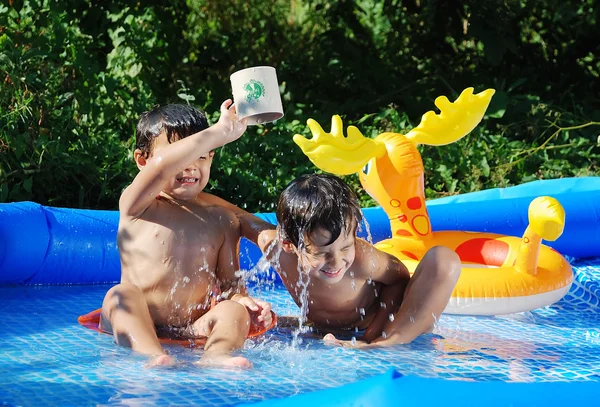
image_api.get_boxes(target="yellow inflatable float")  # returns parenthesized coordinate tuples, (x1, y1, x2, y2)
(293, 88, 573, 315)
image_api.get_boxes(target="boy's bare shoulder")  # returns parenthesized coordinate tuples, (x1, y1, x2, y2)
(352, 238, 396, 274)
(118, 184, 156, 222)
(355, 237, 384, 255)
(198, 198, 240, 229)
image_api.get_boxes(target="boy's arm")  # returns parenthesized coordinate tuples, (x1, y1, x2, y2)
(215, 211, 273, 327)
(215, 211, 245, 297)
(121, 100, 246, 218)
(199, 192, 277, 251)
(357, 240, 410, 343)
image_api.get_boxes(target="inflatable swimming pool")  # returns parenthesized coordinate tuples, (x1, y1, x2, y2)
(1, 177, 599, 406)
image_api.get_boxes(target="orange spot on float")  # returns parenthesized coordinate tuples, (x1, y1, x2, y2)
(397, 214, 408, 223)
(406, 196, 422, 210)
(390, 199, 401, 207)
(401, 251, 419, 260)
(412, 215, 430, 236)
(395, 229, 413, 237)
(455, 238, 510, 267)
(524, 237, 530, 244)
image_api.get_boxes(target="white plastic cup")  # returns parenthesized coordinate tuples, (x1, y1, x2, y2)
(230, 66, 284, 125)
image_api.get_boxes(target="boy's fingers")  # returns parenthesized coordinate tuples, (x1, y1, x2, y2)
(221, 99, 233, 111)
(324, 333, 366, 349)
(245, 299, 259, 311)
(323, 333, 340, 344)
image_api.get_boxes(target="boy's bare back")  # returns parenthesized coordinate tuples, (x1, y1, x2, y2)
(118, 193, 240, 327)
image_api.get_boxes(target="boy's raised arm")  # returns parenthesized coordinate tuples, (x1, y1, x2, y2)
(121, 100, 246, 219)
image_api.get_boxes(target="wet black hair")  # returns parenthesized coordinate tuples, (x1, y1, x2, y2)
(135, 104, 210, 157)
(276, 173, 364, 248)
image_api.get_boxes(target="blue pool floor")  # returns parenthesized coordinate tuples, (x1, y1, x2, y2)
(1, 258, 600, 406)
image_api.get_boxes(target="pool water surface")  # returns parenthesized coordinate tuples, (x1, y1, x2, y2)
(1, 258, 600, 406)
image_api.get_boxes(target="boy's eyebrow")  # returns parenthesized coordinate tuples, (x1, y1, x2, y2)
(303, 243, 323, 254)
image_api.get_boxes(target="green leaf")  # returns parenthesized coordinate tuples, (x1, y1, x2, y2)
(0, 184, 8, 202)
(487, 91, 508, 119)
(23, 177, 33, 193)
(480, 157, 490, 177)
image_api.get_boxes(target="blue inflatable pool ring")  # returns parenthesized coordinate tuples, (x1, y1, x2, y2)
(1, 177, 598, 285)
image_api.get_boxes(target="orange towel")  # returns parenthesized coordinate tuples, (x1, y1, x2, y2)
(78, 308, 277, 348)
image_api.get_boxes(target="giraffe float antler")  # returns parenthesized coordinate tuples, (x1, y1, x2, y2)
(405, 87, 495, 146)
(293, 88, 495, 175)
(293, 115, 386, 175)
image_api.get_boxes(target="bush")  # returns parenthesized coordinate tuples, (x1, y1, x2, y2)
(1, 0, 598, 212)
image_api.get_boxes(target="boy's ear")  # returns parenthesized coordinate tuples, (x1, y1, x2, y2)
(133, 149, 147, 170)
(281, 240, 297, 254)
(209, 150, 215, 158)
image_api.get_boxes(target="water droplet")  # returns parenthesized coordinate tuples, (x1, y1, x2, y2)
(380, 302, 387, 309)
(381, 331, 387, 339)
(160, 241, 165, 245)
(409, 316, 415, 323)
(351, 337, 357, 346)
(359, 308, 365, 316)
(388, 313, 395, 322)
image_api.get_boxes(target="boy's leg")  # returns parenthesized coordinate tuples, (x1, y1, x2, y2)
(378, 245, 461, 344)
(190, 300, 252, 367)
(101, 283, 170, 363)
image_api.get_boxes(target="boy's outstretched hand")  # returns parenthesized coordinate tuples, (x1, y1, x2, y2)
(216, 99, 248, 144)
(234, 295, 273, 328)
(323, 333, 382, 349)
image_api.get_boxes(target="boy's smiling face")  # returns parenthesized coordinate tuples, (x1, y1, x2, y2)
(142, 132, 214, 200)
(295, 225, 357, 284)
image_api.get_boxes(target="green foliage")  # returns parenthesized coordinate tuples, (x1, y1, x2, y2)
(1, 0, 599, 212)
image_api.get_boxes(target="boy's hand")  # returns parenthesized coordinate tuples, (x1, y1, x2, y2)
(323, 333, 381, 349)
(216, 99, 248, 144)
(233, 295, 273, 328)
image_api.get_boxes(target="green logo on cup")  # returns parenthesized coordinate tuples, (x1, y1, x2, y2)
(243, 79, 265, 103)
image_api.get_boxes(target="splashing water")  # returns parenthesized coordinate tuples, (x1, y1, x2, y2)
(357, 215, 374, 244)
(242, 238, 280, 289)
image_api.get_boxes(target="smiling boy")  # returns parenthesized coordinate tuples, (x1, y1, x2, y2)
(225, 173, 461, 347)
(100, 101, 272, 367)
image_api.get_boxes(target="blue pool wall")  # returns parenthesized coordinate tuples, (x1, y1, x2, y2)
(1, 177, 599, 285)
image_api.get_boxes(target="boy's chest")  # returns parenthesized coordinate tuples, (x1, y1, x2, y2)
(285, 275, 378, 315)
(123, 204, 225, 269)
(144, 200, 224, 243)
